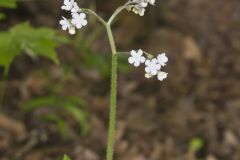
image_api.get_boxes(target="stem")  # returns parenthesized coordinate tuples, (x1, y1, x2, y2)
(107, 53, 117, 160)
(106, 24, 117, 160)
(81, 8, 107, 26)
(108, 1, 132, 25)
(81, 7, 123, 160)
(106, 26, 116, 54)
(117, 51, 130, 55)
(143, 51, 154, 59)
(108, 6, 126, 25)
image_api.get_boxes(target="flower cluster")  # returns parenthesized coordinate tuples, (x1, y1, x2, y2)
(128, 49, 168, 81)
(130, 0, 155, 16)
(60, 0, 87, 35)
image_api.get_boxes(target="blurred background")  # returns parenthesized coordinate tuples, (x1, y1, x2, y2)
(0, 0, 240, 159)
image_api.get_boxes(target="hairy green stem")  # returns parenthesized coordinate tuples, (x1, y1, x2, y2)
(108, 1, 138, 25)
(82, 8, 107, 26)
(106, 26, 116, 54)
(106, 24, 117, 160)
(83, 4, 129, 159)
(108, 4, 127, 25)
(117, 51, 130, 55)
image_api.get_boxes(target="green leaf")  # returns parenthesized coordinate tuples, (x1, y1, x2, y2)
(0, 32, 21, 74)
(189, 137, 204, 152)
(41, 113, 70, 139)
(23, 96, 60, 112)
(10, 23, 60, 64)
(23, 96, 89, 136)
(0, 13, 6, 20)
(23, 96, 86, 112)
(63, 155, 72, 160)
(65, 105, 89, 136)
(0, 22, 67, 74)
(0, 0, 17, 8)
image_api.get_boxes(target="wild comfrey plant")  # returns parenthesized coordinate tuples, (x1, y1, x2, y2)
(60, 0, 168, 159)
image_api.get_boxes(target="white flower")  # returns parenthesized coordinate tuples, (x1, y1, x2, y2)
(60, 17, 70, 31)
(147, 0, 155, 5)
(61, 0, 75, 11)
(69, 26, 76, 35)
(132, 5, 145, 16)
(61, 0, 80, 13)
(145, 58, 161, 76)
(157, 53, 168, 66)
(60, 0, 87, 34)
(131, 2, 146, 16)
(145, 73, 153, 78)
(140, 1, 148, 7)
(140, 0, 155, 7)
(130, 0, 155, 16)
(127, 49, 168, 81)
(157, 71, 168, 81)
(128, 49, 146, 67)
(71, 2, 81, 13)
(59, 17, 76, 35)
(71, 13, 88, 29)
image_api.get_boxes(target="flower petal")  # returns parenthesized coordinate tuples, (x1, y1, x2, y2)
(131, 50, 137, 56)
(156, 64, 161, 70)
(69, 27, 76, 35)
(151, 69, 157, 76)
(76, 23, 83, 29)
(145, 73, 153, 78)
(80, 13, 86, 19)
(152, 58, 157, 63)
(145, 67, 150, 73)
(137, 49, 143, 55)
(128, 57, 135, 64)
(134, 61, 140, 67)
(82, 20, 88, 26)
(157, 71, 168, 81)
(140, 56, 146, 63)
(145, 59, 150, 65)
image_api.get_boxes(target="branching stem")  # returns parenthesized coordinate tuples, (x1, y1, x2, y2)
(81, 8, 107, 27)
(108, 1, 136, 25)
(81, 2, 132, 160)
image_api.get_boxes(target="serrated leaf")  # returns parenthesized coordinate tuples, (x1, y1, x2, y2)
(10, 23, 60, 64)
(0, 22, 67, 74)
(0, 0, 17, 8)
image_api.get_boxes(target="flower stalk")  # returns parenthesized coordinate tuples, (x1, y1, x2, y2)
(107, 52, 118, 160)
(81, 8, 107, 26)
(59, 1, 168, 160)
(108, 1, 130, 25)
(106, 16, 118, 160)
